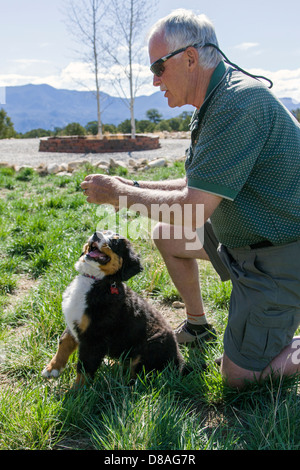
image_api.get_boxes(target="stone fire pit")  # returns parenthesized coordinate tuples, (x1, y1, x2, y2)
(39, 134, 160, 154)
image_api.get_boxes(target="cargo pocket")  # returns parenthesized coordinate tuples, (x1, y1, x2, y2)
(240, 308, 297, 367)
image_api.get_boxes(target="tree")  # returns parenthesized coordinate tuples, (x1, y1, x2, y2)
(292, 108, 300, 123)
(136, 120, 155, 133)
(63, 122, 86, 136)
(103, 0, 156, 138)
(65, 0, 106, 138)
(146, 109, 162, 124)
(0, 109, 17, 139)
(85, 120, 98, 135)
(117, 119, 133, 134)
(20, 128, 52, 138)
(178, 111, 193, 131)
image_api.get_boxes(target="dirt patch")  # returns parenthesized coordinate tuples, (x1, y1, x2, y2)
(6, 276, 38, 308)
(2, 277, 36, 318)
(148, 298, 185, 329)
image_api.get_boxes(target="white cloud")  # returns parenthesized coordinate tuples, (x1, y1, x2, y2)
(249, 67, 300, 102)
(234, 42, 260, 51)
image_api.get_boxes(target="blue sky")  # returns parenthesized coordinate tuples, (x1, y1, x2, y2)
(1, 0, 300, 102)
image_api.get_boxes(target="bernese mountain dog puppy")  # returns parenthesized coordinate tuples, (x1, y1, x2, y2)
(42, 230, 185, 386)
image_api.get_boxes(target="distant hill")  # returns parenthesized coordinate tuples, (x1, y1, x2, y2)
(2, 84, 194, 133)
(1, 84, 299, 133)
(279, 97, 300, 112)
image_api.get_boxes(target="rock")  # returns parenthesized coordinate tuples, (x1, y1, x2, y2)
(109, 158, 127, 170)
(36, 163, 48, 175)
(115, 160, 127, 169)
(47, 163, 62, 174)
(175, 155, 186, 162)
(60, 163, 69, 172)
(67, 160, 89, 172)
(95, 160, 109, 167)
(109, 158, 118, 168)
(172, 301, 185, 309)
(146, 158, 167, 169)
(56, 171, 73, 176)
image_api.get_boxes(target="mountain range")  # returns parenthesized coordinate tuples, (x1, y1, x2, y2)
(1, 83, 299, 134)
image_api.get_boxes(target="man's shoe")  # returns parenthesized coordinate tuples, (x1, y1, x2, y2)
(175, 320, 217, 346)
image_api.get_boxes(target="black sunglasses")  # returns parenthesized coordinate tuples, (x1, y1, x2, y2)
(150, 42, 202, 77)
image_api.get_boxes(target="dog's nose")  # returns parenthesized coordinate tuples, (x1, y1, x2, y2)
(92, 232, 101, 242)
(93, 231, 115, 244)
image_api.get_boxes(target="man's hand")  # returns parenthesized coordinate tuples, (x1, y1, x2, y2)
(81, 174, 120, 206)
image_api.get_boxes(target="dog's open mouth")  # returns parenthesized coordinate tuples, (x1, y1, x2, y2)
(87, 244, 111, 265)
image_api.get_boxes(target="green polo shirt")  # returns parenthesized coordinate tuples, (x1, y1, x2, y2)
(185, 61, 300, 248)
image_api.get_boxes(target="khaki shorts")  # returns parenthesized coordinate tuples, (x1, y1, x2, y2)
(202, 223, 300, 371)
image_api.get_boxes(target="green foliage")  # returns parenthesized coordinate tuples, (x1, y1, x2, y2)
(0, 108, 17, 139)
(20, 128, 52, 138)
(136, 120, 156, 133)
(117, 118, 132, 134)
(292, 108, 300, 122)
(146, 108, 162, 124)
(62, 122, 86, 136)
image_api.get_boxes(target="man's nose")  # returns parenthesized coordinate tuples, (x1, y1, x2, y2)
(153, 74, 161, 87)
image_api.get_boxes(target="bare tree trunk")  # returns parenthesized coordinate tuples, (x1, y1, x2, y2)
(128, 0, 135, 139)
(92, 0, 103, 138)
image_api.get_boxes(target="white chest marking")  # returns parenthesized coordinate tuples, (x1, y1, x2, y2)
(62, 275, 94, 341)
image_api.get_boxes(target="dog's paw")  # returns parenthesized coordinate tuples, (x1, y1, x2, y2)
(41, 366, 61, 378)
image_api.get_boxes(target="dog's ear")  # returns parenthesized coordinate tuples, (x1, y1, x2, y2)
(81, 242, 89, 257)
(119, 239, 143, 281)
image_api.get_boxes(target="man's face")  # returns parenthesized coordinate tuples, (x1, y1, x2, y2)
(148, 32, 190, 108)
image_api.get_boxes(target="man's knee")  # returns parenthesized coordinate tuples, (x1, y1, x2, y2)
(221, 353, 260, 389)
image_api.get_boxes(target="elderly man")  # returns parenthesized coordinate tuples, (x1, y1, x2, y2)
(81, 9, 300, 389)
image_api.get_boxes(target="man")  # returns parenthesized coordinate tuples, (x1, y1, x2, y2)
(81, 9, 300, 389)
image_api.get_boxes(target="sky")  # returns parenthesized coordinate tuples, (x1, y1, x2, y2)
(1, 0, 300, 104)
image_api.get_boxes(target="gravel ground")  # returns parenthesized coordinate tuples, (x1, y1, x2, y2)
(0, 137, 190, 168)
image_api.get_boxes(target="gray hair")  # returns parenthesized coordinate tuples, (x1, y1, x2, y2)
(148, 9, 222, 69)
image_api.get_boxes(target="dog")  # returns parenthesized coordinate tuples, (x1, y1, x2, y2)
(42, 230, 185, 386)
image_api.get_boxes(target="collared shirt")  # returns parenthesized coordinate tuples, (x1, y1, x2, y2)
(185, 61, 300, 248)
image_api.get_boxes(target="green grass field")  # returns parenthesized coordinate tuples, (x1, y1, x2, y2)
(0, 162, 299, 450)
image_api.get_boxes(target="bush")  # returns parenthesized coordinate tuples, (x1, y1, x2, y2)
(0, 108, 17, 139)
(62, 122, 86, 136)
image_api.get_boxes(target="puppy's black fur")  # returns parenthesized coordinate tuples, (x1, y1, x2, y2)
(43, 233, 185, 385)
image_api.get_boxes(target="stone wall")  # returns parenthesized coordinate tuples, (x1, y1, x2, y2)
(39, 134, 160, 153)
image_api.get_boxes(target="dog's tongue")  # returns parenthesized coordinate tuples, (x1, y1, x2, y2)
(88, 249, 102, 258)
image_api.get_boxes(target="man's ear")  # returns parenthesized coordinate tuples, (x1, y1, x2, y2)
(186, 46, 198, 70)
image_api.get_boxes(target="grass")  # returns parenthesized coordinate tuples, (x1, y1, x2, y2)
(0, 162, 299, 450)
